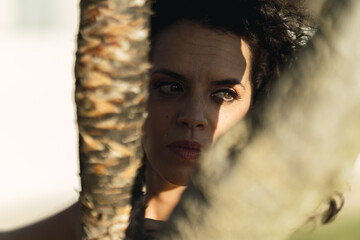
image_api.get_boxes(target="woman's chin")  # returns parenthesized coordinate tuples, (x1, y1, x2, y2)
(164, 166, 195, 187)
(146, 150, 199, 187)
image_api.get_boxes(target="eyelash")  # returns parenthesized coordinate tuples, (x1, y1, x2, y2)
(211, 89, 240, 103)
(152, 81, 184, 95)
(151, 80, 240, 103)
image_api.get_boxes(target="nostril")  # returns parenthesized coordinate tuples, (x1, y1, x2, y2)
(196, 123, 204, 128)
(181, 121, 189, 127)
(177, 112, 208, 129)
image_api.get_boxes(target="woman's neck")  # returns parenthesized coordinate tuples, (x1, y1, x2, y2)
(145, 167, 186, 221)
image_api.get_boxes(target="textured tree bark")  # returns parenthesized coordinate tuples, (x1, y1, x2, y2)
(159, 0, 360, 239)
(74, 0, 150, 239)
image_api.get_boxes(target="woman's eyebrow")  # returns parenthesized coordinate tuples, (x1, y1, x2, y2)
(150, 68, 187, 81)
(211, 79, 245, 89)
(151, 69, 245, 89)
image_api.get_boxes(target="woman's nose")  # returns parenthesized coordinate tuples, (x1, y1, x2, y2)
(177, 98, 209, 129)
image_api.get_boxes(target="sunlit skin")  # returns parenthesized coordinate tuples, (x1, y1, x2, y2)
(143, 21, 253, 221)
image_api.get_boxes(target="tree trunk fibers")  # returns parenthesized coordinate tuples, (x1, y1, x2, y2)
(75, 0, 150, 239)
(159, 0, 360, 239)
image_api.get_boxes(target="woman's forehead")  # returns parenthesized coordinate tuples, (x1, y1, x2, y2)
(151, 21, 251, 81)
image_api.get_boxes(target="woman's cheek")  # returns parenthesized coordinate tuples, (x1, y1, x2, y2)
(213, 104, 250, 142)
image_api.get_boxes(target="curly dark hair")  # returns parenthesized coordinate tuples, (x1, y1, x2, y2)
(150, 0, 312, 104)
(126, 0, 316, 238)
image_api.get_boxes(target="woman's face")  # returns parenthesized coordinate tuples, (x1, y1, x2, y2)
(144, 21, 252, 186)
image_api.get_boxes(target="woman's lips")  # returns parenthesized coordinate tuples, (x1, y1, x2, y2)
(168, 140, 203, 160)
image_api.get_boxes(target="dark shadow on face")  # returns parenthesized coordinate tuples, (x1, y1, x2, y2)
(144, 20, 253, 187)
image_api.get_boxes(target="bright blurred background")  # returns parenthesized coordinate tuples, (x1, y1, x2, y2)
(0, 0, 80, 230)
(0, 0, 359, 239)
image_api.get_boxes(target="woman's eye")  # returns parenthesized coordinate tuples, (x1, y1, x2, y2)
(211, 89, 239, 102)
(153, 81, 184, 95)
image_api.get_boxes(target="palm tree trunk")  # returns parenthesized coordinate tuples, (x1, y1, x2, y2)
(74, 0, 150, 239)
(159, 0, 360, 239)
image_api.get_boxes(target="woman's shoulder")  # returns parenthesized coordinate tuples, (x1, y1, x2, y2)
(0, 202, 81, 240)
